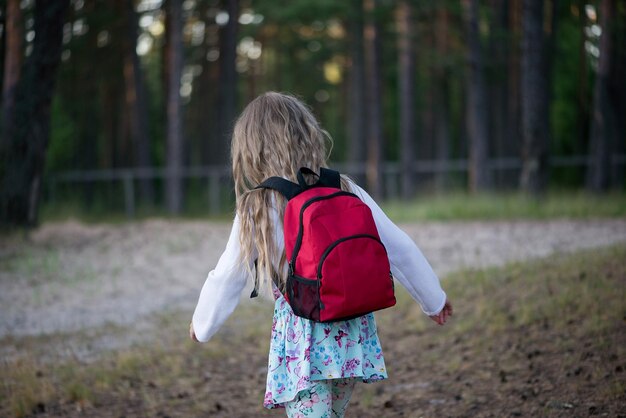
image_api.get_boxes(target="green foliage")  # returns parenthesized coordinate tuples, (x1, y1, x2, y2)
(253, 0, 349, 24)
(46, 96, 78, 173)
(36, 0, 623, 218)
(550, 2, 592, 187)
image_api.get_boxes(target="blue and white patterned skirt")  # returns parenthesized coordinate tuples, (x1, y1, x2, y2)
(264, 290, 388, 409)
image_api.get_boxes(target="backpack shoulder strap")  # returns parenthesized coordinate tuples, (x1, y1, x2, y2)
(250, 259, 282, 299)
(319, 167, 341, 189)
(256, 177, 303, 200)
(296, 167, 342, 190)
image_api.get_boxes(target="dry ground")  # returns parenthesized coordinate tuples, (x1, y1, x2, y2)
(1, 219, 626, 417)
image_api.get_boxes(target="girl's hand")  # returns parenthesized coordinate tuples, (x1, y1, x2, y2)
(189, 322, 199, 342)
(429, 299, 453, 325)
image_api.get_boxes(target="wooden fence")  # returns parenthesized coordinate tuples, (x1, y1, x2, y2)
(46, 155, 626, 218)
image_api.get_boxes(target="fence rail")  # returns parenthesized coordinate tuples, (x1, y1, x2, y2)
(46, 155, 626, 218)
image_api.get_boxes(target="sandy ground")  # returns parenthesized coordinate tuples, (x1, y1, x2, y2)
(1, 218, 625, 353)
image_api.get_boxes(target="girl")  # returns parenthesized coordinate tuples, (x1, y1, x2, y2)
(190, 92, 452, 417)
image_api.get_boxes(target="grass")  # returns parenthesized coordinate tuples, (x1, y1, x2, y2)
(381, 190, 626, 221)
(0, 248, 62, 285)
(36, 189, 626, 225)
(386, 244, 626, 342)
(39, 185, 236, 225)
(0, 315, 267, 417)
(450, 245, 622, 332)
(1, 244, 625, 417)
(370, 244, 626, 416)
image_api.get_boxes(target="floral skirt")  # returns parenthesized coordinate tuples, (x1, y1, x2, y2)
(264, 290, 388, 409)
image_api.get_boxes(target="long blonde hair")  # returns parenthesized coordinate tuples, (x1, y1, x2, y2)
(231, 92, 349, 294)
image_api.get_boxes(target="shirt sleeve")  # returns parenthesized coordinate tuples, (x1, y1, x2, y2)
(192, 214, 254, 342)
(352, 184, 447, 316)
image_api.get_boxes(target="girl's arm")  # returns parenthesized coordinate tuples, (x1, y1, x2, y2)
(191, 215, 253, 342)
(352, 184, 447, 317)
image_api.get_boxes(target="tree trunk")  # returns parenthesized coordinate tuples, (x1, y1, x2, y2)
(419, 18, 435, 167)
(434, 4, 451, 190)
(81, 0, 100, 207)
(507, 0, 523, 188)
(545, 0, 557, 115)
(347, 0, 367, 185)
(396, 0, 416, 199)
(520, 0, 550, 195)
(609, 1, 626, 188)
(2, 0, 23, 139)
(165, 0, 184, 214)
(201, 49, 220, 166)
(363, 0, 384, 199)
(0, 3, 5, 93)
(576, 0, 590, 155)
(462, 0, 492, 192)
(123, 0, 154, 204)
(191, 1, 218, 167)
(216, 0, 239, 162)
(0, 0, 70, 227)
(586, 0, 617, 192)
(488, 0, 509, 188)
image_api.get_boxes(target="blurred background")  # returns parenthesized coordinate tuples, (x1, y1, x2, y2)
(0, 0, 624, 226)
(1, 2, 626, 416)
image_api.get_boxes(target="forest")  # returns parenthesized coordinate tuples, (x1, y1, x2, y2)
(0, 0, 624, 226)
(1, 2, 626, 416)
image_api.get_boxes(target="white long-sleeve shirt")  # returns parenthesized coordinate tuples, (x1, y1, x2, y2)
(192, 184, 447, 342)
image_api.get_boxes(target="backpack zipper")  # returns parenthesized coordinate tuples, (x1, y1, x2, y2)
(289, 191, 359, 275)
(316, 234, 387, 278)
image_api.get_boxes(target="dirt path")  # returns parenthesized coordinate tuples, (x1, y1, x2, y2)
(1, 218, 625, 347)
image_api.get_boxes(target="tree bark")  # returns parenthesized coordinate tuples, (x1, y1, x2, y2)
(508, 0, 523, 187)
(488, 0, 509, 188)
(586, 0, 618, 191)
(396, 0, 416, 199)
(122, 0, 154, 204)
(347, 0, 367, 185)
(363, 0, 384, 199)
(189, 0, 218, 166)
(0, 3, 5, 93)
(520, 0, 550, 195)
(0, 0, 70, 227)
(576, 0, 590, 155)
(81, 0, 100, 207)
(2, 0, 23, 140)
(462, 0, 492, 192)
(609, 1, 626, 188)
(419, 18, 435, 166)
(216, 0, 239, 162)
(165, 0, 184, 214)
(434, 4, 451, 190)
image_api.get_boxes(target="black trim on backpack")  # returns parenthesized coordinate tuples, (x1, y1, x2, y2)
(296, 167, 341, 190)
(257, 168, 342, 202)
(296, 168, 318, 188)
(319, 167, 341, 189)
(249, 259, 284, 299)
(250, 259, 259, 298)
(256, 177, 303, 200)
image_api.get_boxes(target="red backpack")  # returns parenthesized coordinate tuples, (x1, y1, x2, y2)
(255, 167, 396, 322)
